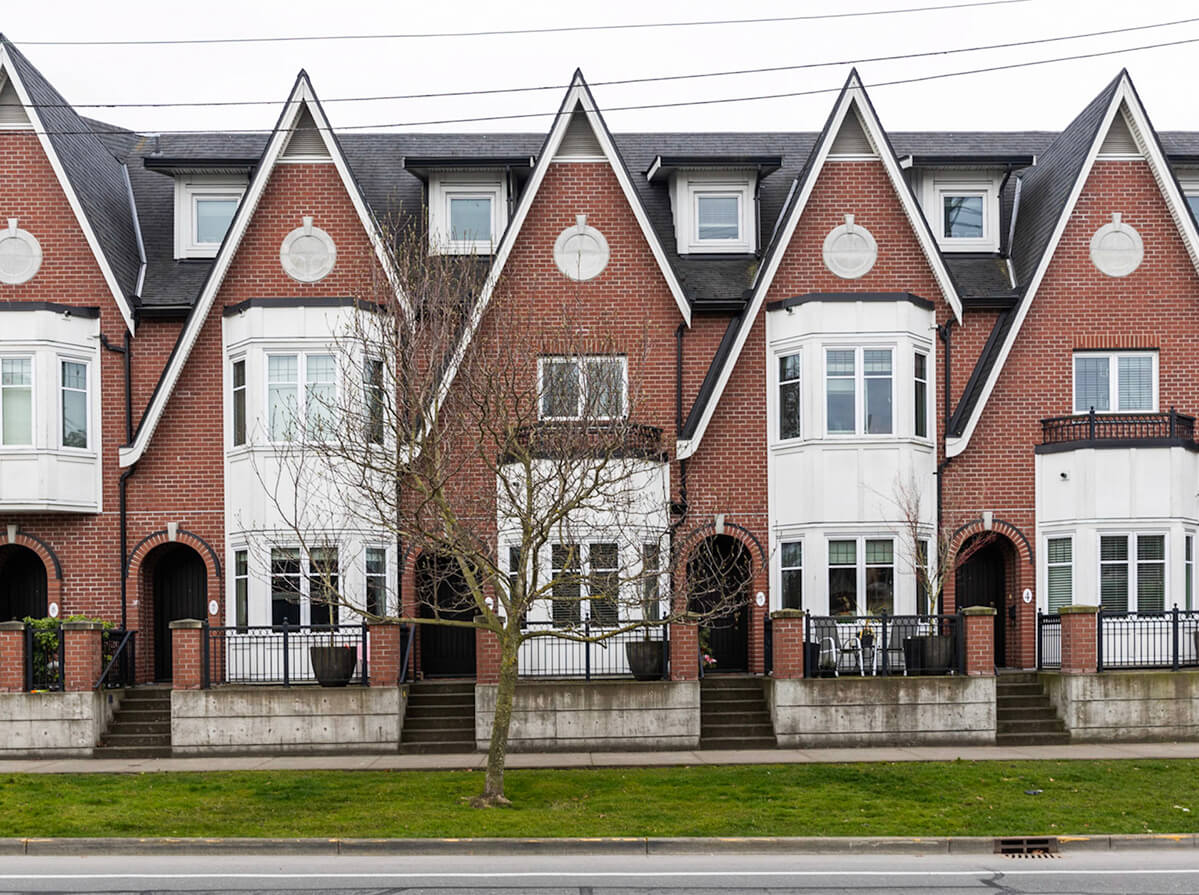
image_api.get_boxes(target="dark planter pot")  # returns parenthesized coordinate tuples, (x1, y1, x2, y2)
(922, 635, 955, 675)
(310, 645, 358, 687)
(903, 637, 925, 675)
(625, 641, 665, 681)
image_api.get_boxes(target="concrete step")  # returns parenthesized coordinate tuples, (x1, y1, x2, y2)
(700, 736, 778, 750)
(997, 682, 1046, 695)
(999, 694, 1055, 709)
(701, 693, 767, 707)
(997, 717, 1067, 733)
(404, 716, 475, 732)
(106, 721, 172, 736)
(702, 724, 775, 739)
(99, 732, 171, 748)
(995, 732, 1071, 746)
(997, 672, 1041, 684)
(409, 681, 476, 692)
(700, 710, 772, 725)
(398, 741, 476, 754)
(407, 698, 475, 711)
(401, 726, 476, 743)
(997, 706, 1058, 720)
(93, 745, 172, 759)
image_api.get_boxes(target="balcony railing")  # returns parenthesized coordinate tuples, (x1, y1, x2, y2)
(201, 623, 369, 687)
(1040, 408, 1195, 449)
(803, 611, 964, 678)
(505, 422, 665, 462)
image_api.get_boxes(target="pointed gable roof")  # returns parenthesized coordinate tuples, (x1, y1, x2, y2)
(947, 71, 1199, 456)
(676, 70, 962, 460)
(0, 38, 141, 330)
(119, 71, 397, 467)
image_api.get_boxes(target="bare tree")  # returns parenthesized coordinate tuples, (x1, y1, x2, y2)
(250, 216, 745, 806)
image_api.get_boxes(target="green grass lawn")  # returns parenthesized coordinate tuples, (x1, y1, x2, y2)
(2, 761, 1197, 839)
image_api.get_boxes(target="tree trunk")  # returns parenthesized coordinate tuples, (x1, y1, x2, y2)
(475, 636, 519, 807)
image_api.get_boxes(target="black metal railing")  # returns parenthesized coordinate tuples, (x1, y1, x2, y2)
(1037, 613, 1062, 670)
(802, 611, 964, 678)
(24, 624, 64, 692)
(518, 620, 669, 680)
(763, 616, 773, 675)
(98, 629, 137, 689)
(1041, 408, 1195, 446)
(201, 623, 369, 688)
(1097, 607, 1199, 671)
(506, 422, 665, 461)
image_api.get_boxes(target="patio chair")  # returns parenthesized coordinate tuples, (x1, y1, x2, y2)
(883, 618, 919, 675)
(809, 618, 861, 676)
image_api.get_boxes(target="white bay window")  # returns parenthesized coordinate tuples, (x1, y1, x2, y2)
(1, 357, 32, 446)
(825, 347, 893, 436)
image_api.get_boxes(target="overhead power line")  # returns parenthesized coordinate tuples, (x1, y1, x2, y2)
(8, 31, 1199, 137)
(13, 0, 1030, 46)
(4, 15, 1196, 110)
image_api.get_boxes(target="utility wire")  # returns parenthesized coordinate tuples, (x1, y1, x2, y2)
(9, 31, 1199, 136)
(4, 14, 1196, 110)
(13, 0, 1030, 46)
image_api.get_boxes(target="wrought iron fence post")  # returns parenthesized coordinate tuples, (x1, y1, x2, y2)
(361, 622, 370, 686)
(1088, 406, 1096, 440)
(57, 626, 65, 692)
(1097, 610, 1105, 672)
(1173, 604, 1181, 671)
(1036, 611, 1042, 670)
(880, 609, 889, 676)
(282, 621, 290, 687)
(804, 610, 811, 679)
(661, 627, 670, 681)
(1171, 406, 1178, 438)
(23, 624, 32, 692)
(956, 612, 965, 675)
(201, 622, 210, 689)
(584, 618, 591, 682)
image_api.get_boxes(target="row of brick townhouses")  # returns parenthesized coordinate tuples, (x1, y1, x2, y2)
(4, 33, 1199, 687)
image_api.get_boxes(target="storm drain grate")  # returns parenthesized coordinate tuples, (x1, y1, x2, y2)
(994, 836, 1060, 856)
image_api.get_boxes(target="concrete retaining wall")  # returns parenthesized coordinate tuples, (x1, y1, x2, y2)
(475, 680, 700, 751)
(171, 686, 407, 755)
(0, 691, 118, 757)
(766, 676, 997, 747)
(1042, 671, 1199, 741)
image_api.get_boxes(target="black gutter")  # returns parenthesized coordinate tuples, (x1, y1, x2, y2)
(935, 320, 954, 614)
(675, 324, 685, 431)
(101, 331, 135, 631)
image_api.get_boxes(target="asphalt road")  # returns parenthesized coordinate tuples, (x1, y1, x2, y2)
(0, 851, 1196, 894)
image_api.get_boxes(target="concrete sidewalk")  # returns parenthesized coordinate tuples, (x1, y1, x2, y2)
(4, 740, 1199, 774)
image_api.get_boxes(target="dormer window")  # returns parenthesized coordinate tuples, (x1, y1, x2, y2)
(915, 172, 1000, 252)
(428, 174, 507, 254)
(174, 176, 247, 259)
(676, 175, 755, 254)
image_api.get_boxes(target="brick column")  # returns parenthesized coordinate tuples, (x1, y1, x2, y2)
(474, 618, 501, 684)
(748, 569, 769, 674)
(769, 610, 805, 679)
(962, 606, 996, 676)
(169, 619, 205, 690)
(368, 622, 402, 687)
(1059, 605, 1099, 674)
(62, 621, 103, 692)
(669, 614, 700, 681)
(0, 622, 26, 692)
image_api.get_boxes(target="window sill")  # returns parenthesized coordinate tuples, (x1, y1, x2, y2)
(771, 436, 935, 454)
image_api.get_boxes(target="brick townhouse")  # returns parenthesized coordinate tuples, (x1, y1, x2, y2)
(2, 35, 1199, 683)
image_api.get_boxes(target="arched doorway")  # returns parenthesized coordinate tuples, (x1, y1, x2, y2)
(416, 554, 476, 678)
(687, 535, 753, 672)
(146, 543, 207, 680)
(955, 534, 1011, 667)
(0, 544, 48, 620)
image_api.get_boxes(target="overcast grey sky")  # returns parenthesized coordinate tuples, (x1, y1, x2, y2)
(4, 0, 1199, 136)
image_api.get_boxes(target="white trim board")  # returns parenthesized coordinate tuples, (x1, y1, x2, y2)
(946, 73, 1199, 459)
(676, 71, 962, 461)
(119, 72, 402, 467)
(0, 45, 137, 333)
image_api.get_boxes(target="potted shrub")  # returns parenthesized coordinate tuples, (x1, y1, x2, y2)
(310, 642, 358, 686)
(625, 637, 665, 681)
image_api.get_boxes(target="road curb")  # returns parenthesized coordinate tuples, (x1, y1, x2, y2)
(2, 834, 1195, 855)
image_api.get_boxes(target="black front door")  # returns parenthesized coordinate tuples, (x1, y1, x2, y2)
(153, 546, 207, 680)
(0, 546, 48, 621)
(955, 540, 1006, 666)
(418, 557, 476, 678)
(688, 536, 752, 673)
(702, 605, 749, 673)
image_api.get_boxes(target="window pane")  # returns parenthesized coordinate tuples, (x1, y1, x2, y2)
(305, 354, 336, 437)
(1117, 356, 1153, 411)
(270, 547, 302, 626)
(829, 567, 856, 616)
(865, 539, 893, 565)
(914, 353, 927, 439)
(781, 541, 802, 569)
(309, 547, 339, 626)
(1137, 535, 1165, 562)
(234, 550, 249, 631)
(697, 195, 739, 240)
(943, 195, 984, 239)
(826, 351, 855, 435)
(61, 361, 87, 448)
(195, 197, 238, 244)
(1137, 561, 1165, 612)
(1, 357, 32, 445)
(642, 543, 661, 621)
(1075, 356, 1110, 412)
(449, 197, 492, 243)
(551, 544, 582, 626)
(782, 569, 803, 610)
(541, 360, 580, 418)
(365, 359, 385, 444)
(865, 377, 892, 434)
(865, 566, 893, 615)
(779, 381, 801, 440)
(1047, 537, 1072, 612)
(828, 540, 856, 565)
(589, 542, 619, 625)
(366, 547, 386, 616)
(268, 355, 298, 441)
(585, 358, 624, 418)
(232, 360, 246, 446)
(1190, 195, 1199, 221)
(1100, 535, 1128, 562)
(1047, 537, 1072, 564)
(826, 349, 855, 377)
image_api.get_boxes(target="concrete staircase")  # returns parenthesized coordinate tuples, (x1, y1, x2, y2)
(399, 680, 476, 754)
(700, 675, 777, 750)
(996, 672, 1069, 745)
(94, 687, 172, 758)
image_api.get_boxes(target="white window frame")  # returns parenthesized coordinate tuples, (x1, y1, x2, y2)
(777, 350, 801, 441)
(428, 174, 506, 255)
(537, 355, 628, 421)
(1097, 531, 1168, 613)
(1179, 177, 1199, 222)
(230, 355, 247, 449)
(1187, 533, 1195, 612)
(823, 345, 895, 438)
(233, 547, 249, 631)
(265, 352, 340, 444)
(914, 350, 929, 441)
(928, 176, 999, 252)
(825, 535, 896, 616)
(779, 539, 803, 611)
(58, 356, 90, 452)
(174, 176, 247, 259)
(1046, 536, 1073, 612)
(0, 354, 35, 449)
(1072, 350, 1158, 414)
(675, 173, 755, 255)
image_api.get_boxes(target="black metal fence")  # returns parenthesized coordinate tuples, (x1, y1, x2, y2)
(802, 611, 964, 678)
(24, 624, 64, 692)
(201, 623, 369, 688)
(1097, 607, 1199, 671)
(98, 629, 137, 689)
(517, 620, 669, 680)
(1041, 408, 1195, 446)
(1037, 613, 1062, 670)
(763, 616, 773, 675)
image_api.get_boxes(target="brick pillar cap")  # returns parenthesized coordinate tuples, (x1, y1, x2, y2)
(62, 621, 104, 631)
(0, 621, 26, 631)
(961, 606, 997, 616)
(770, 609, 805, 620)
(1057, 604, 1100, 615)
(366, 619, 402, 627)
(168, 619, 205, 630)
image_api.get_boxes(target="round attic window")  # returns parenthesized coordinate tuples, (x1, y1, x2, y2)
(280, 216, 336, 283)
(553, 214, 610, 282)
(0, 219, 43, 286)
(822, 214, 877, 280)
(1090, 213, 1143, 278)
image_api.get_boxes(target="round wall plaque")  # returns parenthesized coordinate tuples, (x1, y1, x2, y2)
(822, 214, 877, 279)
(280, 216, 337, 283)
(1090, 212, 1143, 278)
(0, 219, 43, 285)
(553, 214, 610, 281)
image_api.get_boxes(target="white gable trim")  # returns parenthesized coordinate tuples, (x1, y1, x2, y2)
(119, 73, 400, 467)
(676, 73, 962, 461)
(0, 46, 136, 333)
(946, 74, 1199, 458)
(428, 72, 691, 423)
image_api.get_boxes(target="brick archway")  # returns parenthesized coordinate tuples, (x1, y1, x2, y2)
(0, 531, 64, 617)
